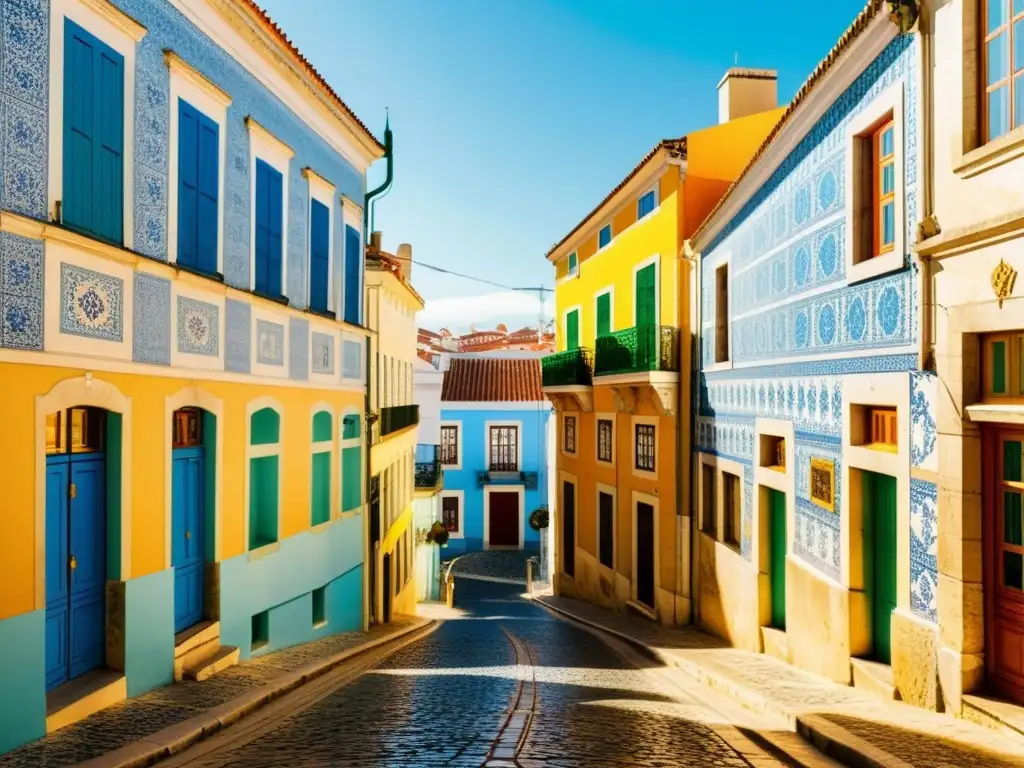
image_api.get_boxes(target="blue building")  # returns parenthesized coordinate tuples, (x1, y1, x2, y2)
(439, 357, 552, 553)
(690, 5, 937, 707)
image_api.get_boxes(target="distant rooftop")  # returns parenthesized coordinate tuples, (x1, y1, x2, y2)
(441, 358, 543, 402)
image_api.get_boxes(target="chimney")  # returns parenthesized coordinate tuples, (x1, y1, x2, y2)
(396, 243, 412, 281)
(370, 231, 383, 252)
(717, 68, 778, 124)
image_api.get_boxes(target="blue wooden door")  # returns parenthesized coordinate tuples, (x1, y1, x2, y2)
(45, 459, 71, 690)
(68, 456, 107, 681)
(172, 448, 205, 633)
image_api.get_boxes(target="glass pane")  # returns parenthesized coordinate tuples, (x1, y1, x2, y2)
(993, 340, 1008, 393)
(1016, 20, 1024, 71)
(1006, 439, 1023, 481)
(1004, 551, 1023, 590)
(1016, 75, 1024, 130)
(1016, 0, 1024, 17)
(1006, 491, 1024, 545)
(990, 0, 1007, 33)
(989, 33, 1010, 85)
(882, 202, 895, 246)
(882, 162, 895, 195)
(881, 126, 894, 156)
(989, 86, 1011, 140)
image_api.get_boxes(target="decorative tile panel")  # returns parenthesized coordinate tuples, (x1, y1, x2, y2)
(910, 371, 938, 472)
(910, 478, 938, 622)
(225, 298, 251, 373)
(177, 296, 220, 357)
(256, 319, 284, 366)
(288, 316, 308, 380)
(132, 273, 171, 364)
(132, 35, 169, 260)
(0, 230, 43, 349)
(3, 90, 47, 219)
(287, 167, 308, 309)
(342, 339, 362, 380)
(311, 331, 334, 375)
(60, 264, 124, 342)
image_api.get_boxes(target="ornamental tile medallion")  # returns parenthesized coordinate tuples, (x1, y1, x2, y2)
(60, 263, 123, 342)
(311, 331, 334, 374)
(256, 319, 284, 366)
(177, 296, 220, 357)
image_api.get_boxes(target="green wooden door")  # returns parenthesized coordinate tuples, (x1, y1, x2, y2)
(565, 309, 580, 350)
(769, 489, 787, 629)
(634, 263, 656, 368)
(596, 292, 611, 338)
(864, 471, 897, 664)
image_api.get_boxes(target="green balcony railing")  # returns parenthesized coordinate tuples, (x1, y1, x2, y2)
(594, 324, 680, 376)
(381, 404, 419, 436)
(542, 347, 594, 387)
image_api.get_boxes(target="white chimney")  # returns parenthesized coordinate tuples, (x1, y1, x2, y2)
(396, 243, 412, 281)
(717, 68, 778, 124)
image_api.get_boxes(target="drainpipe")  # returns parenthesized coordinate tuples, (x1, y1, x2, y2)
(683, 238, 701, 627)
(916, 15, 936, 373)
(364, 115, 394, 243)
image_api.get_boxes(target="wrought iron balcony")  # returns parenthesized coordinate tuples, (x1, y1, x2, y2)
(477, 470, 537, 487)
(542, 347, 594, 388)
(380, 404, 420, 437)
(594, 324, 680, 377)
(415, 460, 442, 489)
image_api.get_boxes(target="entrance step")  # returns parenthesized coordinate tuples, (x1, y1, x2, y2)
(963, 693, 1024, 748)
(174, 620, 221, 682)
(183, 645, 240, 682)
(625, 600, 658, 622)
(850, 657, 899, 701)
(46, 669, 127, 733)
(760, 626, 788, 662)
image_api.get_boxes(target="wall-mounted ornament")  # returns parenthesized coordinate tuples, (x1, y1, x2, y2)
(887, 0, 921, 34)
(992, 259, 1017, 308)
(810, 457, 836, 513)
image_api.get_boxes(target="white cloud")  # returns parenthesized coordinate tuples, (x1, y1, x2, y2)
(417, 291, 545, 332)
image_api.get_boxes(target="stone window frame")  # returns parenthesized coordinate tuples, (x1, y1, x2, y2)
(595, 412, 616, 466)
(753, 418, 796, 586)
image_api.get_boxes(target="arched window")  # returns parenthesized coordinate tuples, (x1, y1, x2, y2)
(311, 410, 333, 526)
(341, 413, 362, 512)
(249, 406, 281, 549)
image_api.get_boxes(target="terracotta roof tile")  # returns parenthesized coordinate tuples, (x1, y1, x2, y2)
(441, 358, 543, 402)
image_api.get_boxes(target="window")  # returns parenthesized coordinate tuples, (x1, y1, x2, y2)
(251, 610, 269, 651)
(873, 121, 896, 257)
(441, 425, 459, 466)
(563, 415, 577, 454)
(173, 407, 203, 448)
(637, 188, 657, 219)
(723, 471, 740, 547)
(565, 308, 580, 350)
(489, 426, 519, 471)
(311, 411, 332, 526)
(983, 0, 1024, 142)
(598, 490, 614, 569)
(62, 21, 125, 244)
(45, 407, 105, 455)
(343, 339, 362, 380)
(760, 434, 786, 470)
(596, 290, 612, 337)
(312, 585, 326, 627)
(249, 406, 281, 550)
(863, 407, 898, 451)
(176, 101, 220, 274)
(702, 463, 717, 536)
(442, 495, 460, 533)
(984, 332, 1024, 398)
(308, 192, 332, 313)
(567, 251, 579, 277)
(344, 224, 362, 325)
(597, 418, 614, 463)
(635, 423, 655, 472)
(599, 224, 612, 249)
(254, 159, 284, 296)
(715, 263, 729, 363)
(342, 414, 362, 512)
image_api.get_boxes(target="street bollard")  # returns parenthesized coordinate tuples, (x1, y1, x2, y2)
(526, 559, 533, 596)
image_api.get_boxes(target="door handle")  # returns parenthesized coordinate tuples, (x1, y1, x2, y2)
(70, 555, 77, 570)
(185, 530, 192, 540)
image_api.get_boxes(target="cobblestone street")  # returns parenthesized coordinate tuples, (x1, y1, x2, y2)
(156, 579, 787, 768)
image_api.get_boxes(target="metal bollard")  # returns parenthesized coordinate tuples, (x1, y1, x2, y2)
(526, 559, 533, 596)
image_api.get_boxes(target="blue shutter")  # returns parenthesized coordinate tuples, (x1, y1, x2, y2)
(196, 112, 219, 275)
(254, 161, 269, 293)
(309, 199, 330, 312)
(267, 164, 283, 297)
(63, 21, 124, 244)
(344, 224, 361, 325)
(254, 159, 283, 296)
(177, 101, 199, 269)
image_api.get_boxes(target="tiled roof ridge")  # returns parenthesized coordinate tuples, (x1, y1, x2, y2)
(691, 0, 884, 246)
(365, 248, 425, 305)
(441, 358, 544, 402)
(545, 136, 687, 259)
(240, 0, 385, 153)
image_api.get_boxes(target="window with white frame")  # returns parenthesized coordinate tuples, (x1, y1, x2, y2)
(635, 423, 655, 472)
(715, 262, 730, 363)
(341, 413, 362, 512)
(306, 168, 335, 315)
(248, 117, 294, 299)
(598, 223, 612, 249)
(311, 410, 333, 526)
(637, 185, 658, 219)
(567, 251, 579, 277)
(440, 424, 460, 466)
(563, 414, 577, 454)
(597, 418, 614, 463)
(249, 406, 282, 549)
(489, 425, 519, 472)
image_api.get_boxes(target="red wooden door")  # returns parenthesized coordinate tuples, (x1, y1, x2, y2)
(986, 428, 1024, 703)
(488, 491, 520, 548)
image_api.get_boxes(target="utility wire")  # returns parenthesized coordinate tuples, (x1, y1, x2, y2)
(397, 256, 554, 294)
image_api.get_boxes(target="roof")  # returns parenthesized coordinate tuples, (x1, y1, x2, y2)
(691, 0, 884, 246)
(546, 137, 687, 260)
(239, 1, 384, 154)
(441, 358, 543, 402)
(365, 249, 425, 306)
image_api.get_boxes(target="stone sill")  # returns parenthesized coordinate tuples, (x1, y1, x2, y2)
(954, 128, 1024, 179)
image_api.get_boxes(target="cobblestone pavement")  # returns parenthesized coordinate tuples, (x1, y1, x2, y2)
(0, 619, 419, 768)
(539, 595, 1024, 768)
(157, 579, 787, 768)
(443, 550, 535, 582)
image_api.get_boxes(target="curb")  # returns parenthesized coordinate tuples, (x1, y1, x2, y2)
(534, 596, 905, 768)
(75, 618, 436, 768)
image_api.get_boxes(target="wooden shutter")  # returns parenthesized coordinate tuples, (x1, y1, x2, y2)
(196, 112, 219, 274)
(344, 225, 361, 324)
(254, 160, 283, 296)
(309, 199, 330, 312)
(254, 161, 269, 293)
(177, 101, 199, 268)
(596, 293, 611, 337)
(635, 263, 656, 327)
(566, 309, 579, 350)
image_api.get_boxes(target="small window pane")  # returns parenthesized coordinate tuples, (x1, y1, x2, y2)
(881, 163, 895, 195)
(1015, 20, 1024, 70)
(989, 33, 1010, 85)
(989, 86, 1011, 141)
(1016, 0, 1024, 17)
(993, 340, 1008, 393)
(1018, 336, 1024, 394)
(880, 127, 894, 156)
(599, 225, 611, 248)
(881, 202, 895, 246)
(1015, 75, 1024, 130)
(989, 0, 1007, 34)
(1006, 440, 1023, 482)
(1004, 551, 1023, 590)
(1005, 491, 1023, 545)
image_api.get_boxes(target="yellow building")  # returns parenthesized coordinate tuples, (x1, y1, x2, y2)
(543, 69, 785, 625)
(365, 237, 424, 622)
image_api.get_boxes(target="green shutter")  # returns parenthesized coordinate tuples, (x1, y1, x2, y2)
(311, 451, 331, 526)
(596, 293, 611, 337)
(565, 309, 580, 350)
(635, 263, 656, 327)
(249, 455, 279, 549)
(993, 341, 1008, 393)
(769, 489, 786, 630)
(342, 446, 361, 511)
(866, 471, 897, 664)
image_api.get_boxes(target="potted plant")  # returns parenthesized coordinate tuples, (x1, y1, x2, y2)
(887, 0, 920, 33)
(528, 505, 549, 532)
(425, 520, 450, 547)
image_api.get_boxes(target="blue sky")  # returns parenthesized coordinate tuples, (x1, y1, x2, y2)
(259, 0, 868, 332)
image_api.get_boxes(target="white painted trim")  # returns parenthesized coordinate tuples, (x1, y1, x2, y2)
(247, 117, 293, 296)
(562, 304, 582, 350)
(48, 0, 143, 249)
(844, 81, 906, 284)
(440, 489, 465, 539)
(630, 414, 659, 481)
(164, 386, 224, 570)
(483, 484, 526, 550)
(753, 417, 796, 578)
(595, 412, 616, 466)
(166, 54, 229, 275)
(244, 397, 284, 552)
(440, 420, 462, 470)
(594, 285, 615, 335)
(596, 482, 617, 572)
(631, 254, 661, 327)
(35, 375, 133, 610)
(304, 168, 336, 314)
(561, 411, 579, 458)
(484, 419, 523, 471)
(630, 489, 660, 608)
(439, 401, 552, 412)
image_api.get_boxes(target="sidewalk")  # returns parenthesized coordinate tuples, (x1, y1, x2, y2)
(0, 617, 431, 768)
(536, 595, 1024, 768)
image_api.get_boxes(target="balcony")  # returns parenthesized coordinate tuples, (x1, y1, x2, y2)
(380, 404, 419, 437)
(415, 444, 442, 490)
(542, 348, 593, 388)
(477, 470, 538, 489)
(594, 324, 680, 377)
